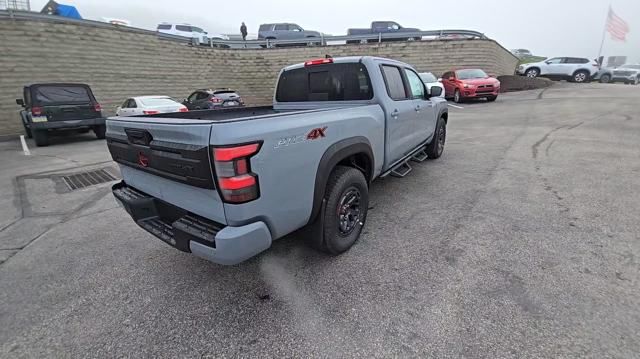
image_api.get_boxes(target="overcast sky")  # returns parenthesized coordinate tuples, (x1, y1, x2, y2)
(30, 0, 640, 62)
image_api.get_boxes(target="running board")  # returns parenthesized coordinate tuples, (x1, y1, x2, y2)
(411, 150, 428, 163)
(390, 161, 412, 178)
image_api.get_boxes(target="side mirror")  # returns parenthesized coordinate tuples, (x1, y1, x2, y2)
(437, 78, 443, 82)
(16, 99, 24, 107)
(545, 61, 551, 65)
(489, 74, 496, 78)
(183, 98, 189, 103)
(429, 86, 443, 98)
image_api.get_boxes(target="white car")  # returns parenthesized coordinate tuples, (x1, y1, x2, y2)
(419, 72, 445, 98)
(116, 96, 188, 116)
(156, 23, 229, 45)
(516, 57, 599, 83)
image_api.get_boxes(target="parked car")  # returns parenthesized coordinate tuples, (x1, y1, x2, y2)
(419, 72, 445, 98)
(116, 96, 188, 116)
(511, 49, 533, 59)
(441, 69, 500, 103)
(258, 23, 321, 46)
(182, 89, 244, 110)
(106, 56, 448, 265)
(597, 64, 640, 84)
(156, 23, 228, 44)
(516, 57, 599, 83)
(16, 83, 105, 146)
(347, 21, 421, 44)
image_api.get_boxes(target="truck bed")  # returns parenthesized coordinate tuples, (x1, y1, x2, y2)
(131, 105, 291, 123)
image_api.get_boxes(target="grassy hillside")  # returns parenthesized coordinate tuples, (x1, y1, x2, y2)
(518, 56, 546, 65)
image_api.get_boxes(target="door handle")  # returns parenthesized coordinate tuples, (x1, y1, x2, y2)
(391, 109, 399, 119)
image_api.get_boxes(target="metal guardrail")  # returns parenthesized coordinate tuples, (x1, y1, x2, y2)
(1, 10, 486, 49)
(207, 30, 487, 49)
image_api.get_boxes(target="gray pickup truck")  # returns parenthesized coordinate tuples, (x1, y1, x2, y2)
(347, 21, 421, 44)
(107, 56, 448, 265)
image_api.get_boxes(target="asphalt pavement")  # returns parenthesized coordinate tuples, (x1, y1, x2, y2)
(1, 83, 639, 358)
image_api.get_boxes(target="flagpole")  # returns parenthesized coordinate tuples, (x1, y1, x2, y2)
(596, 5, 610, 68)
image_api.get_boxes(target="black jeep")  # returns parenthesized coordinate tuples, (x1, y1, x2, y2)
(16, 83, 106, 146)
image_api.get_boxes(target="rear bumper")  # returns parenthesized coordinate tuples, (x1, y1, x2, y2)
(112, 181, 272, 265)
(30, 117, 105, 130)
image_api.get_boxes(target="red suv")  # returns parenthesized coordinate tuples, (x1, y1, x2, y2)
(441, 69, 500, 103)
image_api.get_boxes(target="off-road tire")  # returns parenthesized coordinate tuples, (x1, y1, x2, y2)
(33, 130, 49, 147)
(320, 166, 369, 255)
(425, 117, 446, 159)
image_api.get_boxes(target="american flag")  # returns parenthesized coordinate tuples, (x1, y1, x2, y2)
(606, 7, 630, 42)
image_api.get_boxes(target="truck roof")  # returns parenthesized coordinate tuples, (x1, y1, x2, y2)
(281, 56, 409, 71)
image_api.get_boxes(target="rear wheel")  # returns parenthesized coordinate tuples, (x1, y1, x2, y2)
(320, 166, 369, 255)
(425, 117, 446, 159)
(93, 125, 106, 139)
(572, 70, 589, 83)
(33, 130, 49, 147)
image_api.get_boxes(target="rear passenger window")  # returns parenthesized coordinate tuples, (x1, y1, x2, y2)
(381, 65, 408, 100)
(157, 24, 172, 30)
(274, 24, 288, 31)
(175, 25, 191, 32)
(276, 63, 373, 102)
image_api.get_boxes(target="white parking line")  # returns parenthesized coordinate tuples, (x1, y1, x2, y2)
(448, 103, 464, 109)
(20, 135, 31, 156)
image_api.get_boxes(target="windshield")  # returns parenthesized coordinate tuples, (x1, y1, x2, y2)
(419, 73, 437, 83)
(456, 69, 488, 79)
(33, 85, 92, 105)
(139, 97, 179, 106)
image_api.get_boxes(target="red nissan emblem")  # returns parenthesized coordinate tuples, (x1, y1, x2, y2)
(137, 152, 149, 167)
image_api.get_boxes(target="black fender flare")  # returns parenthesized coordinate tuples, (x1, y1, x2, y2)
(308, 136, 374, 225)
(438, 108, 448, 123)
(19, 110, 29, 126)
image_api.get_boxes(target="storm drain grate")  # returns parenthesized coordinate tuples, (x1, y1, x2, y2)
(62, 169, 117, 191)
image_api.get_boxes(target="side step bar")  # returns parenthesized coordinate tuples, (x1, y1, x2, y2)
(390, 161, 412, 178)
(411, 150, 428, 163)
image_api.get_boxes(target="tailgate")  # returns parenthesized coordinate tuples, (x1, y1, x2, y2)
(106, 117, 226, 224)
(44, 104, 99, 122)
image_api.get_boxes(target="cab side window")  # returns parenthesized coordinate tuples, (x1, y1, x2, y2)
(403, 69, 425, 99)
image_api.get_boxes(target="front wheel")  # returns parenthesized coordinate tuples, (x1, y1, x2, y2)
(572, 70, 589, 83)
(454, 89, 463, 103)
(320, 166, 369, 255)
(633, 77, 640, 85)
(487, 95, 498, 102)
(599, 74, 611, 83)
(525, 68, 539, 78)
(425, 117, 446, 159)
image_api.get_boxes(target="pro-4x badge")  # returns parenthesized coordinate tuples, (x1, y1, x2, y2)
(307, 126, 327, 140)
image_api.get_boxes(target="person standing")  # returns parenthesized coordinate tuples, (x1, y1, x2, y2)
(240, 22, 248, 41)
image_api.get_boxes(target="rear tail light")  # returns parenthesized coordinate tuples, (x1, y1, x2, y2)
(213, 142, 261, 203)
(143, 110, 160, 115)
(179, 107, 189, 112)
(304, 58, 333, 66)
(31, 106, 42, 116)
(94, 103, 102, 112)
(209, 97, 222, 103)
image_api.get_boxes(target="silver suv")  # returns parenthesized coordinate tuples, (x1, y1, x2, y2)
(258, 23, 321, 44)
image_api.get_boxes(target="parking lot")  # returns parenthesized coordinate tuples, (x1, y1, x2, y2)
(1, 83, 639, 357)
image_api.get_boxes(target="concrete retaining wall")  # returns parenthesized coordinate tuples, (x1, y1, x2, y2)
(0, 14, 518, 137)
